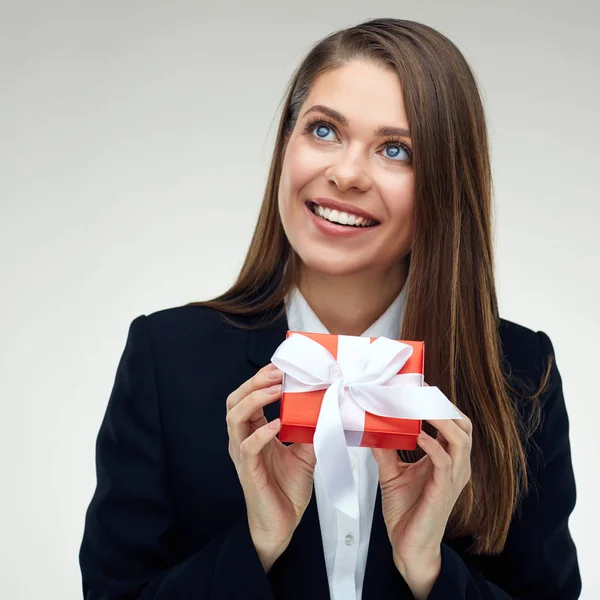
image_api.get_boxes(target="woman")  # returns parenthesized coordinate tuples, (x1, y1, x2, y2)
(79, 18, 581, 600)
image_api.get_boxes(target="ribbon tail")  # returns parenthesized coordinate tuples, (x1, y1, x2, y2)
(351, 384, 462, 420)
(313, 379, 359, 521)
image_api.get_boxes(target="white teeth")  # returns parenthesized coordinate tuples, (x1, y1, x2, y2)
(314, 203, 376, 227)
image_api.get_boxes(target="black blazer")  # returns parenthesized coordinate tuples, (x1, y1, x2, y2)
(79, 305, 581, 599)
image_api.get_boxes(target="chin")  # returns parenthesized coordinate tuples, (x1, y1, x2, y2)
(296, 250, 373, 279)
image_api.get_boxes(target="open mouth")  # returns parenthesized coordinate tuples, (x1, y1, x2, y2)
(307, 201, 380, 228)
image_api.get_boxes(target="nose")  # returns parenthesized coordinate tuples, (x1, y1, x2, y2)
(325, 147, 373, 193)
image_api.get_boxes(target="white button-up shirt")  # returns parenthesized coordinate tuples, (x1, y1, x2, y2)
(284, 284, 407, 600)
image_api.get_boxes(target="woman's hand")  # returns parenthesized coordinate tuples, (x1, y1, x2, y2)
(226, 363, 317, 573)
(371, 387, 473, 599)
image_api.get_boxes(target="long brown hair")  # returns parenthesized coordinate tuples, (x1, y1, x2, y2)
(190, 18, 550, 554)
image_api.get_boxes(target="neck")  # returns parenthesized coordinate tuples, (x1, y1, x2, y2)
(296, 259, 409, 336)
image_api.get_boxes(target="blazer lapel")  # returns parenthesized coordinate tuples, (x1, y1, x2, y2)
(246, 308, 331, 598)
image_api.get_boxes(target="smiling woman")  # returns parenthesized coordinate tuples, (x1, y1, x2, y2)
(79, 17, 581, 600)
(278, 62, 416, 293)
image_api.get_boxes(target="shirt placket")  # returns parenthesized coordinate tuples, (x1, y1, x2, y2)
(331, 451, 360, 600)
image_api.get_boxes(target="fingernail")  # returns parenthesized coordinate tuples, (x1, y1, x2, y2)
(268, 418, 281, 430)
(267, 384, 282, 395)
(267, 367, 283, 379)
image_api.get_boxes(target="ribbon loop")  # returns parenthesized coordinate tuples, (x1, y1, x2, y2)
(271, 333, 461, 520)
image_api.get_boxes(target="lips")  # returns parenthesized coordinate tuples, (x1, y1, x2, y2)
(305, 202, 379, 237)
(308, 202, 378, 227)
(310, 197, 379, 223)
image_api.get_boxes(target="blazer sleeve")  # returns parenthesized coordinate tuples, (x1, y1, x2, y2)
(426, 330, 581, 599)
(79, 316, 275, 600)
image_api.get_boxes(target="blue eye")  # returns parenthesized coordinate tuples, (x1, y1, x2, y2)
(313, 124, 335, 141)
(303, 117, 412, 164)
(384, 144, 409, 161)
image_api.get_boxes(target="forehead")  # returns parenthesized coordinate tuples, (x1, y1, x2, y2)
(302, 60, 409, 128)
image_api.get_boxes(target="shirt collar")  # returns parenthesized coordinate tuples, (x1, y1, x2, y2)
(284, 282, 407, 339)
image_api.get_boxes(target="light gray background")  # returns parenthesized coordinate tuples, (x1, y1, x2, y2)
(1, 1, 598, 598)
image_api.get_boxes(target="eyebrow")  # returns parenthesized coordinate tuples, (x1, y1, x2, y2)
(302, 104, 412, 139)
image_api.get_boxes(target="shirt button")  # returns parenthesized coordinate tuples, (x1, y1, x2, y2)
(345, 533, 355, 546)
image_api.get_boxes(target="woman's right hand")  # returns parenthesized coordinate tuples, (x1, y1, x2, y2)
(226, 363, 317, 573)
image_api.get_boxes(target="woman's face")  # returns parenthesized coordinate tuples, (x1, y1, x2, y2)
(278, 60, 415, 279)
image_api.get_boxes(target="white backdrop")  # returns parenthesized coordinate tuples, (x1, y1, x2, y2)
(1, 1, 598, 598)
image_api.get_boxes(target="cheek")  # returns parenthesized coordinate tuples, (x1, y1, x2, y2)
(281, 140, 323, 200)
(383, 174, 416, 223)
(379, 175, 416, 253)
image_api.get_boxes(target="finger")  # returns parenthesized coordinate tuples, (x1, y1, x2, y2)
(452, 409, 473, 436)
(422, 382, 472, 436)
(426, 419, 471, 467)
(433, 400, 472, 437)
(227, 383, 281, 433)
(238, 418, 282, 477)
(417, 431, 452, 486)
(226, 364, 283, 412)
(435, 428, 450, 451)
(227, 384, 282, 464)
(371, 447, 402, 484)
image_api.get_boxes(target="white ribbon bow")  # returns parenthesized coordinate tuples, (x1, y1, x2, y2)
(271, 333, 461, 521)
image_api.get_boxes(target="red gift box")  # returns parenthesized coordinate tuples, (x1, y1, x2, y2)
(277, 331, 424, 450)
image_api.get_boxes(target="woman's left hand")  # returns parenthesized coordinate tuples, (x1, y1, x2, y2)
(371, 384, 473, 598)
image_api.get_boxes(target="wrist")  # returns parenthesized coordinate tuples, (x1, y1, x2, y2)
(255, 548, 278, 573)
(394, 548, 441, 600)
(249, 527, 290, 574)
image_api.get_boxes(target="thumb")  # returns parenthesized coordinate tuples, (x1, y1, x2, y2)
(292, 442, 317, 468)
(371, 447, 401, 482)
